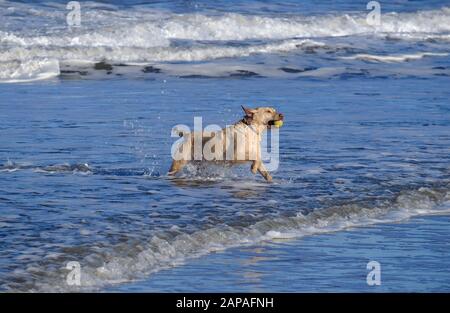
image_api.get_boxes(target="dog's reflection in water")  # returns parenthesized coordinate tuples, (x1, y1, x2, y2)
(168, 168, 269, 199)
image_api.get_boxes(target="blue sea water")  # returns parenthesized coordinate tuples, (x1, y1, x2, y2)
(0, 0, 449, 292)
(108, 215, 450, 292)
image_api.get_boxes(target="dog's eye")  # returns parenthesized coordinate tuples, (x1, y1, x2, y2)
(266, 110, 271, 113)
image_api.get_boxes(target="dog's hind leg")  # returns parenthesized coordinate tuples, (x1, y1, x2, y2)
(251, 161, 259, 174)
(168, 160, 187, 176)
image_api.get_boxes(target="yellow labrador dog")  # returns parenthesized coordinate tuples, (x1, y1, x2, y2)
(168, 106, 283, 182)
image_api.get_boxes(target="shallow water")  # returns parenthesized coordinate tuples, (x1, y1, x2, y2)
(0, 0, 450, 292)
(109, 215, 450, 292)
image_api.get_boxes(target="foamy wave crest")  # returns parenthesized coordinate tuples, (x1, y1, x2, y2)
(5, 7, 448, 46)
(341, 52, 449, 63)
(15, 185, 449, 292)
(1, 7, 450, 65)
(156, 8, 450, 41)
(0, 39, 323, 64)
(2, 8, 450, 48)
(0, 59, 60, 83)
(0, 23, 169, 48)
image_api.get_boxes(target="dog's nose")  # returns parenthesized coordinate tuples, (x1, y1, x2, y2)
(279, 113, 284, 119)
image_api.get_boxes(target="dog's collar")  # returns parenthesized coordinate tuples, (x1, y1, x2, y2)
(241, 117, 251, 126)
(239, 119, 259, 135)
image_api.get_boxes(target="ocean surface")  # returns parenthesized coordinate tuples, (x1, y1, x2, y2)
(0, 0, 449, 292)
(109, 215, 450, 292)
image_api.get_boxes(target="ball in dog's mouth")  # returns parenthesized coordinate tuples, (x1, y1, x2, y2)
(273, 120, 283, 128)
(268, 114, 284, 128)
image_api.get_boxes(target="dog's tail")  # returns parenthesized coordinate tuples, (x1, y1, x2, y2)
(173, 126, 186, 137)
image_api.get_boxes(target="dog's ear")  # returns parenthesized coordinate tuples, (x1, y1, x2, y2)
(241, 106, 255, 124)
(241, 106, 255, 117)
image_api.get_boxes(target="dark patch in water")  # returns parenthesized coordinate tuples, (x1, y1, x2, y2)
(385, 36, 402, 42)
(370, 75, 390, 79)
(303, 47, 318, 54)
(179, 74, 212, 79)
(326, 46, 359, 54)
(338, 69, 370, 79)
(41, 163, 92, 173)
(279, 67, 317, 73)
(60, 70, 88, 76)
(229, 70, 261, 77)
(142, 66, 162, 73)
(354, 92, 380, 96)
(180, 72, 263, 78)
(94, 62, 113, 71)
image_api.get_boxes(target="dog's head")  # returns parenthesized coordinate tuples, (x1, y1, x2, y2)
(241, 106, 284, 128)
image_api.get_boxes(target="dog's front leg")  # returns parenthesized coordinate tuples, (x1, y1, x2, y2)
(258, 162, 272, 182)
(251, 161, 272, 182)
(168, 159, 187, 176)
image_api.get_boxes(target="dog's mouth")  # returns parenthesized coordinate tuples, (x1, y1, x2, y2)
(267, 113, 284, 128)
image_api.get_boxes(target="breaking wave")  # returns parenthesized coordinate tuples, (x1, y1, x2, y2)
(0, 59, 60, 83)
(1, 4, 450, 81)
(5, 184, 449, 292)
(0, 38, 324, 64)
(2, 7, 450, 46)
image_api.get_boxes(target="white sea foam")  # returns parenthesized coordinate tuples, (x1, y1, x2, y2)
(0, 59, 60, 83)
(0, 6, 450, 81)
(341, 52, 449, 63)
(154, 8, 450, 41)
(2, 8, 450, 50)
(0, 38, 323, 64)
(2, 2, 450, 43)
